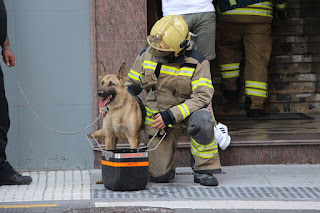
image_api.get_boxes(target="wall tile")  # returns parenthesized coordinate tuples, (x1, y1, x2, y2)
(95, 0, 146, 42)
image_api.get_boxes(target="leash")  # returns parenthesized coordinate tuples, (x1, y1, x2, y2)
(10, 68, 167, 151)
(9, 68, 106, 135)
(139, 131, 167, 152)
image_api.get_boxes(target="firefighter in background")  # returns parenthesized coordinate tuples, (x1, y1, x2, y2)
(125, 15, 231, 186)
(216, 0, 288, 118)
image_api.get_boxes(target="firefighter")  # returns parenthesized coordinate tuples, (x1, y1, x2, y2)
(125, 15, 231, 186)
(216, 0, 288, 117)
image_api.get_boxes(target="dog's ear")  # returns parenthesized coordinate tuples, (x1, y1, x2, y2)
(117, 62, 128, 83)
(98, 62, 107, 82)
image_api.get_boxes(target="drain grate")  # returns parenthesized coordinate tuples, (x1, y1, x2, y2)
(93, 186, 320, 200)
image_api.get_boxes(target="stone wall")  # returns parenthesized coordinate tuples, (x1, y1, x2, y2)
(90, 0, 147, 128)
(90, 0, 147, 167)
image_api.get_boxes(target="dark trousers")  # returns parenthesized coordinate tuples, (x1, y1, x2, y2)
(0, 66, 15, 178)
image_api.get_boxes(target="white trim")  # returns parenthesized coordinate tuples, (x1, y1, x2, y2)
(95, 200, 320, 210)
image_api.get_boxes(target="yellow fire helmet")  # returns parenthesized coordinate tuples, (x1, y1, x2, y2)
(147, 15, 191, 57)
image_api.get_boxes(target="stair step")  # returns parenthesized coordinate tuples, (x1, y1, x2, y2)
(212, 93, 320, 103)
(269, 62, 317, 74)
(269, 73, 316, 83)
(272, 42, 320, 55)
(212, 102, 320, 115)
(212, 73, 317, 83)
(268, 81, 315, 93)
(175, 114, 320, 166)
(273, 35, 320, 43)
(267, 93, 320, 102)
(212, 81, 316, 94)
(212, 62, 319, 75)
(265, 102, 320, 113)
(270, 54, 312, 63)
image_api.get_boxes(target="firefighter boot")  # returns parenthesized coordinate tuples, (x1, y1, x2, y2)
(194, 173, 218, 186)
(247, 109, 263, 118)
(223, 90, 239, 113)
(245, 96, 263, 118)
(149, 169, 175, 183)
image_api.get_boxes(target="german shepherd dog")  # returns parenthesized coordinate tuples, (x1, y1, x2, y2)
(87, 62, 145, 150)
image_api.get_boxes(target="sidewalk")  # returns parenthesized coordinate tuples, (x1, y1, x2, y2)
(0, 164, 320, 212)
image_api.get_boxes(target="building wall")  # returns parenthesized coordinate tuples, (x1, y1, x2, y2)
(268, 0, 320, 114)
(90, 0, 147, 167)
(3, 0, 93, 170)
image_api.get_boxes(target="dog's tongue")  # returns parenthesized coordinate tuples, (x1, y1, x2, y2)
(99, 96, 112, 107)
(99, 98, 107, 107)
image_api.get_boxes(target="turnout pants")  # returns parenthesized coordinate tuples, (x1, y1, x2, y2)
(218, 21, 272, 110)
(0, 66, 15, 179)
(145, 109, 221, 180)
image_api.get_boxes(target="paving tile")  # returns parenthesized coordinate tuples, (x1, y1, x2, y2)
(175, 209, 195, 213)
(189, 201, 215, 209)
(62, 193, 72, 201)
(46, 207, 66, 213)
(2, 166, 320, 205)
(66, 201, 91, 211)
(257, 210, 280, 213)
(215, 210, 237, 213)
(235, 210, 259, 213)
(25, 207, 48, 213)
(194, 209, 219, 213)
(2, 209, 26, 213)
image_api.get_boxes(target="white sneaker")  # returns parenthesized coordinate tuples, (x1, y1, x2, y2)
(214, 122, 231, 150)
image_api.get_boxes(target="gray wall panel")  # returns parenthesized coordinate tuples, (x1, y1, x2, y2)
(3, 0, 93, 170)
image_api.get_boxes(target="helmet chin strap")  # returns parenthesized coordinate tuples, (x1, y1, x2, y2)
(176, 44, 190, 57)
(164, 52, 175, 59)
(156, 52, 175, 63)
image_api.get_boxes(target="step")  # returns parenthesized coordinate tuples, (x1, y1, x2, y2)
(212, 102, 320, 115)
(266, 93, 320, 102)
(212, 92, 320, 103)
(268, 81, 315, 93)
(272, 35, 320, 43)
(212, 63, 316, 77)
(286, 0, 320, 9)
(211, 81, 316, 94)
(272, 22, 320, 36)
(175, 134, 320, 166)
(177, 114, 320, 166)
(212, 62, 319, 76)
(270, 54, 312, 63)
(212, 73, 317, 84)
(269, 73, 316, 82)
(272, 42, 320, 55)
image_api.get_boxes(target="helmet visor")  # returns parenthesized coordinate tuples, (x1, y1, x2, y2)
(147, 35, 171, 51)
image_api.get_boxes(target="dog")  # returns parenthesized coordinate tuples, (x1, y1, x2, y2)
(87, 62, 145, 151)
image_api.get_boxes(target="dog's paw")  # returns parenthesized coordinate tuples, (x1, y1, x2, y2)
(96, 178, 103, 184)
(86, 134, 93, 139)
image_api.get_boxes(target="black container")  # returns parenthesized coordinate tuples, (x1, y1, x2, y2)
(101, 149, 149, 191)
